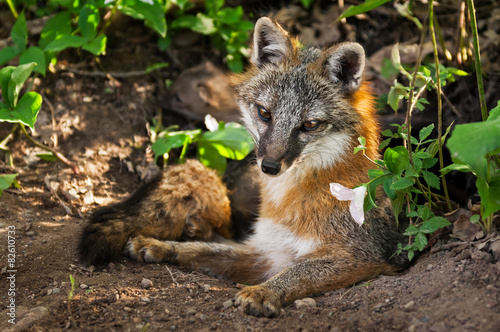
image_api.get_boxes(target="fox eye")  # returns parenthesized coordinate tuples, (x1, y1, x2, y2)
(302, 120, 321, 131)
(257, 105, 271, 121)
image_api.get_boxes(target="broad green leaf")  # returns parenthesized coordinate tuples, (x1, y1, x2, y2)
(0, 66, 16, 108)
(388, 86, 404, 112)
(419, 217, 451, 234)
(172, 13, 216, 35)
(381, 129, 393, 137)
(447, 118, 500, 179)
(422, 170, 440, 190)
(152, 133, 190, 162)
(421, 157, 438, 169)
(476, 176, 500, 218)
(39, 11, 72, 49)
(408, 249, 415, 261)
(8, 62, 36, 108)
(119, 0, 167, 37)
(0, 46, 21, 66)
(226, 53, 243, 73)
(79, 3, 99, 40)
(0, 173, 18, 196)
(391, 177, 414, 190)
(19, 47, 46, 76)
(383, 175, 397, 200)
(337, 0, 391, 21)
(45, 35, 86, 52)
(82, 34, 107, 55)
(205, 0, 224, 16)
(419, 124, 434, 142)
(199, 124, 254, 160)
(197, 143, 227, 174)
(11, 12, 27, 51)
(379, 138, 392, 150)
(0, 92, 42, 129)
(384, 146, 409, 174)
(426, 122, 452, 157)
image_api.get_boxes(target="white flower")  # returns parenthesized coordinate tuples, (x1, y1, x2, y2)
(329, 183, 367, 226)
(204, 114, 219, 132)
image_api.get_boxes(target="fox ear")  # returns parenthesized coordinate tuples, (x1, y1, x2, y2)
(323, 42, 365, 94)
(251, 17, 292, 67)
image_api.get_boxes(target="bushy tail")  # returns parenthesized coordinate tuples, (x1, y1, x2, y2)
(78, 174, 163, 266)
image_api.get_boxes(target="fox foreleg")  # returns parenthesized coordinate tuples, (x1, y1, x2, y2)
(235, 257, 397, 317)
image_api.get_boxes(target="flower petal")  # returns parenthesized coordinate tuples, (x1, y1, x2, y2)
(330, 182, 366, 226)
(329, 183, 356, 201)
(204, 114, 219, 132)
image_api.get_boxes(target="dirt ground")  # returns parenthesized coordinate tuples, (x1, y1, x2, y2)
(1, 1, 500, 331)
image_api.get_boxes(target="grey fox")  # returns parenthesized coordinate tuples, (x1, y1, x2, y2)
(126, 17, 408, 317)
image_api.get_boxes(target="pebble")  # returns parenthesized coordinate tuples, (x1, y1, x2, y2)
(47, 288, 60, 295)
(404, 300, 415, 310)
(124, 306, 132, 312)
(80, 284, 89, 290)
(186, 308, 197, 316)
(426, 264, 434, 271)
(140, 297, 151, 303)
(203, 284, 211, 292)
(26, 231, 35, 237)
(294, 298, 316, 310)
(471, 250, 492, 263)
(141, 278, 153, 289)
(199, 314, 208, 321)
(222, 299, 234, 309)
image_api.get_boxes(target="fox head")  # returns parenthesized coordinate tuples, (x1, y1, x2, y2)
(231, 17, 378, 178)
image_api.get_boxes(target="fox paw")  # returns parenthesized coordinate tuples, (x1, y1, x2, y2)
(234, 285, 281, 317)
(127, 236, 176, 263)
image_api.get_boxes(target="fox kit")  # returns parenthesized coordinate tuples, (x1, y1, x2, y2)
(127, 17, 408, 317)
(78, 160, 231, 266)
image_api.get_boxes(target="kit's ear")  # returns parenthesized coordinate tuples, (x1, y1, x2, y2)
(251, 17, 293, 67)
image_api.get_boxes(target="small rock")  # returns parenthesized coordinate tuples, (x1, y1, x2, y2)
(141, 278, 153, 289)
(404, 300, 415, 310)
(26, 231, 35, 237)
(222, 299, 233, 309)
(124, 306, 133, 312)
(79, 284, 89, 290)
(186, 308, 197, 316)
(426, 264, 434, 271)
(199, 314, 208, 321)
(203, 284, 211, 292)
(140, 297, 150, 303)
(49, 288, 60, 295)
(294, 298, 316, 310)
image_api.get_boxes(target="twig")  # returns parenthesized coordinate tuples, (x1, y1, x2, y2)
(44, 176, 72, 215)
(20, 124, 80, 174)
(165, 266, 179, 286)
(41, 93, 59, 147)
(63, 67, 155, 78)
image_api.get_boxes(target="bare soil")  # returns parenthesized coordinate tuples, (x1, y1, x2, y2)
(1, 1, 500, 331)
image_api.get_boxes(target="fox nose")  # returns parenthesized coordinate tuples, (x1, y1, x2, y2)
(261, 158, 281, 175)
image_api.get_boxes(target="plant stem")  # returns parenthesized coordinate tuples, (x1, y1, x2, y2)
(100, 0, 122, 36)
(6, 0, 18, 18)
(20, 125, 80, 174)
(465, 0, 488, 121)
(429, 0, 452, 212)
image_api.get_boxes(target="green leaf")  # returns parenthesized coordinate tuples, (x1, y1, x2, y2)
(407, 249, 415, 261)
(0, 173, 18, 196)
(19, 47, 46, 76)
(379, 138, 392, 150)
(403, 224, 419, 236)
(487, 100, 500, 121)
(422, 170, 440, 190)
(37, 153, 58, 161)
(0, 66, 16, 108)
(0, 92, 42, 129)
(384, 146, 409, 174)
(197, 143, 227, 174)
(388, 85, 404, 112)
(218, 7, 242, 24)
(391, 177, 415, 190)
(440, 163, 473, 176)
(392, 191, 406, 225)
(82, 34, 107, 55)
(421, 157, 438, 169)
(446, 67, 468, 77)
(11, 12, 27, 51)
(199, 124, 254, 160)
(337, 0, 392, 21)
(419, 216, 451, 234)
(79, 3, 99, 41)
(300, 0, 315, 9)
(447, 118, 500, 179)
(426, 122, 453, 157)
(152, 133, 191, 162)
(0, 46, 21, 66)
(39, 11, 72, 49)
(226, 53, 243, 73)
(419, 124, 434, 142)
(476, 176, 500, 218)
(45, 35, 86, 52)
(414, 232, 428, 251)
(119, 0, 167, 37)
(8, 63, 36, 108)
(383, 176, 397, 200)
(172, 13, 216, 35)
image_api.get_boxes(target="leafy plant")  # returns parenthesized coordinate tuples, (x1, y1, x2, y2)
(445, 101, 500, 233)
(0, 173, 18, 197)
(151, 118, 254, 174)
(170, 0, 253, 72)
